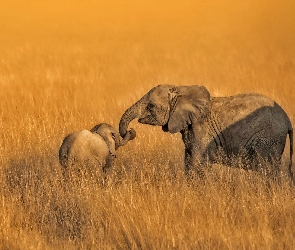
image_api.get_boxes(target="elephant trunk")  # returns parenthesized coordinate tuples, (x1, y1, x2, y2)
(119, 128, 136, 147)
(119, 97, 146, 137)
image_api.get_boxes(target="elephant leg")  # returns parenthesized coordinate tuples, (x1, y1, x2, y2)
(60, 159, 74, 182)
(185, 149, 206, 179)
(61, 166, 70, 182)
(184, 149, 193, 175)
(249, 137, 286, 179)
(105, 154, 114, 169)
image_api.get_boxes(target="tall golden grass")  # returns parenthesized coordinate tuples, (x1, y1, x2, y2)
(1, 0, 295, 249)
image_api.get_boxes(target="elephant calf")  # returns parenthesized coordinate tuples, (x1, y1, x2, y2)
(59, 123, 136, 176)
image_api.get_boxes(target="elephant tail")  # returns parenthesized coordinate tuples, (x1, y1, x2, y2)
(288, 127, 293, 183)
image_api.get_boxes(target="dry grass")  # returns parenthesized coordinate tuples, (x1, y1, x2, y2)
(1, 0, 295, 249)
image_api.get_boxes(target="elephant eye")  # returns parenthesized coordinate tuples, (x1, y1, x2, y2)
(111, 133, 116, 140)
(147, 102, 156, 110)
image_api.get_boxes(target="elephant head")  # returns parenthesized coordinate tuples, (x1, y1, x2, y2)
(119, 85, 211, 137)
(91, 123, 136, 157)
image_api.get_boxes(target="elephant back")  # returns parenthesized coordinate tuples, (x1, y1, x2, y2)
(211, 93, 276, 126)
(59, 130, 109, 168)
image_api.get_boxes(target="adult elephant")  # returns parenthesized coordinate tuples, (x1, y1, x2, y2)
(119, 84, 293, 181)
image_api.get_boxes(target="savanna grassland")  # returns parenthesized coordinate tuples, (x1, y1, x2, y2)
(1, 0, 295, 249)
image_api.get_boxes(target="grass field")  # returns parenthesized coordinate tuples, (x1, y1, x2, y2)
(1, 0, 295, 249)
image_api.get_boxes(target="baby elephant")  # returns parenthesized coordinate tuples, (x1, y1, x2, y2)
(59, 123, 136, 175)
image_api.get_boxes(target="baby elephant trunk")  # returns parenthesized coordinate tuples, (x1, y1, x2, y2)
(119, 128, 136, 147)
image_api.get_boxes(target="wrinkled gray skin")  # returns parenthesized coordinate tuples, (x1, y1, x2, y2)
(119, 84, 293, 181)
(59, 123, 136, 172)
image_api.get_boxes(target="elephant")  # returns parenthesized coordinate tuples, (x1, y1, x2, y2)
(119, 84, 293, 181)
(59, 123, 136, 175)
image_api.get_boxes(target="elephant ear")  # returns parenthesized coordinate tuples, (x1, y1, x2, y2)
(167, 85, 211, 133)
(90, 123, 103, 133)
